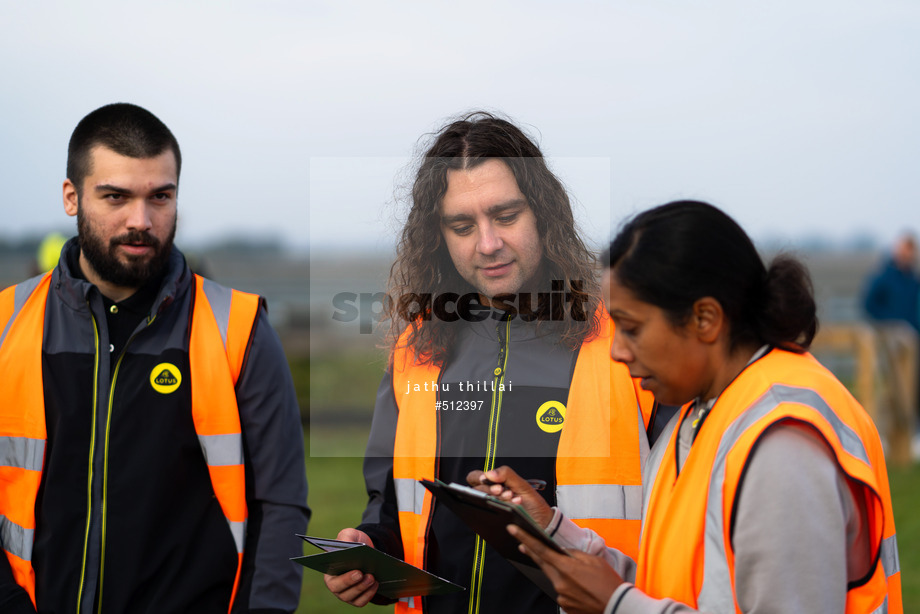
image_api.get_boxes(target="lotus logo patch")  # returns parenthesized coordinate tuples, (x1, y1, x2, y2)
(536, 400, 566, 433)
(150, 362, 182, 394)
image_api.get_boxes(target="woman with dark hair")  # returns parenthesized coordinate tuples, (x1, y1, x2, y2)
(470, 201, 902, 613)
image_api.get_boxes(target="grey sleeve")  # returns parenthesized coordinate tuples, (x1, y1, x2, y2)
(550, 513, 697, 613)
(234, 307, 311, 614)
(550, 509, 636, 581)
(606, 585, 702, 614)
(607, 421, 869, 614)
(355, 371, 404, 558)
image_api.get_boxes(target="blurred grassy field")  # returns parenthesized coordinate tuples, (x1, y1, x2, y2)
(889, 464, 920, 609)
(298, 451, 366, 613)
(294, 352, 920, 613)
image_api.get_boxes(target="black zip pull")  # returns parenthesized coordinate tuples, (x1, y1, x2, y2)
(494, 318, 509, 376)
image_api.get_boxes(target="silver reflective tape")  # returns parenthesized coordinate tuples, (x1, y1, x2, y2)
(201, 278, 232, 350)
(0, 274, 45, 349)
(0, 515, 33, 562)
(880, 534, 900, 577)
(557, 483, 643, 521)
(637, 405, 650, 470)
(642, 415, 679, 529)
(399, 596, 416, 608)
(14, 275, 44, 319)
(870, 595, 888, 614)
(227, 518, 246, 553)
(198, 433, 243, 466)
(0, 319, 10, 350)
(0, 436, 45, 471)
(395, 478, 426, 515)
(770, 386, 869, 464)
(698, 384, 875, 612)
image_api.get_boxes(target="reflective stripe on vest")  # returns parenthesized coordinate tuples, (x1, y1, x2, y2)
(871, 596, 889, 614)
(0, 273, 258, 613)
(0, 436, 45, 471)
(0, 515, 33, 563)
(0, 273, 47, 347)
(697, 384, 874, 612)
(0, 436, 46, 563)
(391, 307, 647, 612)
(880, 535, 900, 578)
(554, 310, 648, 560)
(190, 274, 261, 612)
(391, 350, 438, 614)
(395, 477, 428, 516)
(0, 273, 51, 607)
(555, 483, 643, 521)
(638, 350, 901, 614)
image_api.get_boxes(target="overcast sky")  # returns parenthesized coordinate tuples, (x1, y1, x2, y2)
(2, 1, 918, 254)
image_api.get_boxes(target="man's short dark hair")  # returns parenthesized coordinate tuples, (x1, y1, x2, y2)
(67, 103, 182, 196)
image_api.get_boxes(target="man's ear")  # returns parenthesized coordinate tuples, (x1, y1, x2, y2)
(691, 297, 725, 344)
(63, 179, 79, 217)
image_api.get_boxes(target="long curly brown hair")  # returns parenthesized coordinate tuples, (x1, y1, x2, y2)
(386, 112, 602, 366)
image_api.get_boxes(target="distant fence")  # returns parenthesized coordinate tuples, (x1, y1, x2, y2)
(811, 322, 918, 467)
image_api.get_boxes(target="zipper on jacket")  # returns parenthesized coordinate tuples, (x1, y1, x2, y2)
(76, 314, 102, 614)
(468, 317, 512, 614)
(93, 352, 123, 613)
(93, 318, 155, 614)
(75, 307, 156, 614)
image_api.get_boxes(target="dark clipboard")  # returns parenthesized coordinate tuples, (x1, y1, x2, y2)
(291, 535, 464, 599)
(420, 478, 568, 599)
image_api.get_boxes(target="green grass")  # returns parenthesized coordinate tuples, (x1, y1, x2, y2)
(889, 463, 920, 610)
(288, 350, 387, 422)
(308, 425, 372, 458)
(292, 348, 381, 612)
(298, 449, 367, 614)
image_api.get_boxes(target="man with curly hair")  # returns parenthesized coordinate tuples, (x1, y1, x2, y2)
(324, 113, 658, 614)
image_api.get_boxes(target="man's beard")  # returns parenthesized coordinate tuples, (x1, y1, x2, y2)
(77, 206, 176, 289)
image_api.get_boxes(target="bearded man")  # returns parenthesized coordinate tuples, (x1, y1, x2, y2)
(0, 103, 309, 614)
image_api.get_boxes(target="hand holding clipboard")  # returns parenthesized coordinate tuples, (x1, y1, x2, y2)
(421, 474, 569, 598)
(292, 534, 463, 600)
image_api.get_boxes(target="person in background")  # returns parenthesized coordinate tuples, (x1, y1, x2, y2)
(32, 231, 68, 274)
(863, 232, 920, 431)
(473, 201, 902, 613)
(324, 112, 659, 614)
(0, 103, 309, 613)
(863, 232, 920, 333)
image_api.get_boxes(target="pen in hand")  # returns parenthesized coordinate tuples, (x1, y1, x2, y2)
(482, 477, 547, 491)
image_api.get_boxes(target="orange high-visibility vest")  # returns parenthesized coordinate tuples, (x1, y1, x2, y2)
(391, 308, 651, 612)
(636, 348, 902, 613)
(0, 273, 260, 613)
